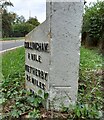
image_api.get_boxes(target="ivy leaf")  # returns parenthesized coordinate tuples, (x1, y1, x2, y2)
(44, 93, 49, 99)
(76, 109, 81, 118)
(38, 89, 42, 95)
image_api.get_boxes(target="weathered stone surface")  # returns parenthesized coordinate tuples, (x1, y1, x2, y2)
(25, 1, 84, 110)
(48, 2, 83, 109)
(25, 20, 50, 96)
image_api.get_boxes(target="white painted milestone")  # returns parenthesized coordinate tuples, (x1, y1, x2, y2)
(25, 20, 50, 95)
(25, 1, 84, 110)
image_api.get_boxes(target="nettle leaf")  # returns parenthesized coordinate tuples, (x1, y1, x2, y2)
(33, 98, 39, 107)
(76, 109, 81, 117)
(21, 107, 26, 112)
(0, 98, 6, 104)
(16, 102, 20, 105)
(11, 109, 20, 118)
(28, 108, 40, 118)
(17, 110, 22, 116)
(18, 103, 24, 108)
(27, 96, 35, 103)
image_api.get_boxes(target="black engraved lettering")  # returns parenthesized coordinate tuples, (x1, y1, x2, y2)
(36, 80, 38, 86)
(41, 83, 45, 90)
(39, 82, 41, 88)
(41, 71, 44, 79)
(44, 43, 48, 51)
(25, 65, 48, 81)
(25, 65, 29, 72)
(25, 42, 49, 52)
(44, 73, 48, 81)
(31, 54, 34, 60)
(24, 42, 29, 48)
(32, 78, 35, 84)
(28, 53, 30, 60)
(38, 55, 42, 63)
(30, 42, 33, 49)
(26, 74, 31, 81)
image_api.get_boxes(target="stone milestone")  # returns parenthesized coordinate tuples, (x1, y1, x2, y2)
(25, 1, 84, 110)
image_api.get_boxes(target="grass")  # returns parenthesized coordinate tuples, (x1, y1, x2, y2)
(2, 47, 25, 79)
(80, 47, 102, 70)
(0, 37, 24, 41)
(1, 46, 103, 119)
(79, 47, 103, 110)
